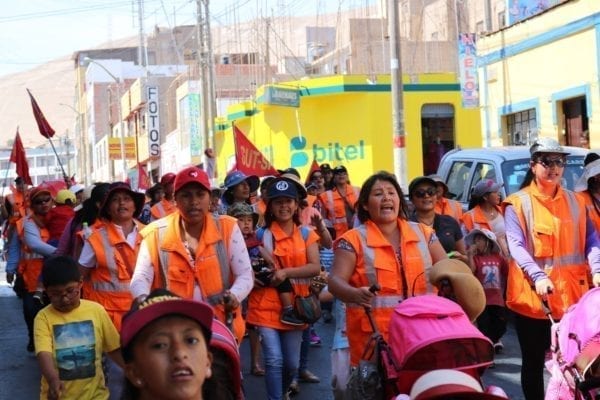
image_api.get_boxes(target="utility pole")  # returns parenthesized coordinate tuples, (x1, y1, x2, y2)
(197, 0, 209, 153)
(265, 17, 271, 84)
(203, 0, 217, 153)
(388, 0, 407, 189)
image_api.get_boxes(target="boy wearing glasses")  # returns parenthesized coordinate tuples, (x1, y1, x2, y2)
(34, 255, 123, 400)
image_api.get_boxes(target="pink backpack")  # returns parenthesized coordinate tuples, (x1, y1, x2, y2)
(388, 295, 494, 394)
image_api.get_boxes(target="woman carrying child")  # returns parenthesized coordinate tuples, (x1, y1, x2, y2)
(245, 177, 321, 400)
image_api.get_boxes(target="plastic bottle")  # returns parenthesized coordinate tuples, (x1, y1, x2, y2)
(82, 222, 92, 239)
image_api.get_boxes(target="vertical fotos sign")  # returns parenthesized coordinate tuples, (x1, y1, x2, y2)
(458, 33, 479, 109)
(147, 86, 161, 157)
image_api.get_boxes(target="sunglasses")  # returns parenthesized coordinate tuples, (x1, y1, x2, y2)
(537, 157, 566, 169)
(311, 174, 323, 180)
(33, 197, 52, 205)
(412, 188, 437, 198)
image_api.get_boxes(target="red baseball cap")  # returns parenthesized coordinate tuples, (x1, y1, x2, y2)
(174, 166, 211, 193)
(121, 290, 214, 351)
(160, 172, 177, 186)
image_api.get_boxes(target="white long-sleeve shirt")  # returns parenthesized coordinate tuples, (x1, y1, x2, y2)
(130, 223, 253, 303)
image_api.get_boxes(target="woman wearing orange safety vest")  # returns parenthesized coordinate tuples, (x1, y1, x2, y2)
(575, 152, 600, 232)
(130, 166, 254, 344)
(78, 181, 145, 399)
(319, 165, 360, 240)
(150, 172, 177, 221)
(14, 186, 55, 352)
(328, 171, 447, 367)
(245, 177, 321, 400)
(429, 175, 464, 222)
(502, 138, 600, 400)
(461, 178, 509, 258)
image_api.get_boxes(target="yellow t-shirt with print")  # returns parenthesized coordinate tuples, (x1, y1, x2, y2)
(34, 299, 120, 400)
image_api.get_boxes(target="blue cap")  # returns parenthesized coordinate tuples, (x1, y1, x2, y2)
(267, 178, 299, 200)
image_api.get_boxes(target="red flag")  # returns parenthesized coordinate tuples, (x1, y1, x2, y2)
(27, 89, 55, 139)
(233, 126, 278, 177)
(137, 163, 150, 190)
(305, 159, 320, 185)
(9, 131, 33, 186)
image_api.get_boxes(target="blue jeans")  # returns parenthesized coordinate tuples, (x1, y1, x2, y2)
(258, 326, 303, 400)
(298, 326, 310, 373)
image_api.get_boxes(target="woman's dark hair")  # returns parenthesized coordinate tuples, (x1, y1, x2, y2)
(264, 196, 301, 227)
(519, 166, 536, 190)
(467, 192, 486, 210)
(72, 182, 110, 228)
(222, 185, 252, 207)
(356, 171, 409, 223)
(202, 348, 237, 400)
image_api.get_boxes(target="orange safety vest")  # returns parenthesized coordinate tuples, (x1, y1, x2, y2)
(577, 191, 600, 233)
(16, 216, 49, 293)
(245, 222, 319, 331)
(319, 184, 360, 239)
(343, 219, 435, 365)
(150, 199, 176, 220)
(7, 190, 27, 225)
(142, 212, 246, 343)
(435, 197, 463, 221)
(503, 183, 589, 320)
(84, 220, 144, 331)
(460, 205, 502, 232)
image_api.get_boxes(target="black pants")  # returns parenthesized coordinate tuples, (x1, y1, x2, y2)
(476, 305, 507, 344)
(514, 312, 551, 400)
(22, 292, 45, 345)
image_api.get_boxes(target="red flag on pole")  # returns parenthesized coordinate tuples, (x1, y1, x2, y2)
(233, 126, 278, 177)
(9, 130, 33, 185)
(304, 159, 320, 185)
(27, 89, 55, 139)
(137, 163, 150, 190)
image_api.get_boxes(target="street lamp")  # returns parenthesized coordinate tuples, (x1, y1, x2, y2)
(59, 103, 83, 184)
(83, 57, 127, 181)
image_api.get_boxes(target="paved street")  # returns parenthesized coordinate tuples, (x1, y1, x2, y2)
(0, 258, 528, 399)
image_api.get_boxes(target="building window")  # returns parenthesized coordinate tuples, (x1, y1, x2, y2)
(506, 109, 537, 145)
(475, 21, 484, 34)
(498, 11, 506, 29)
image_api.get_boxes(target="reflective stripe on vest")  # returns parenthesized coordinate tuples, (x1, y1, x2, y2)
(518, 191, 585, 268)
(157, 215, 230, 305)
(324, 191, 347, 225)
(355, 222, 434, 303)
(91, 227, 131, 292)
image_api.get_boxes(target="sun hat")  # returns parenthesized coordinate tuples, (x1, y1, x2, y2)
(428, 259, 486, 322)
(427, 174, 450, 192)
(121, 290, 214, 351)
(55, 189, 76, 205)
(267, 178, 299, 201)
(209, 319, 242, 399)
(279, 171, 308, 199)
(408, 176, 438, 198)
(471, 179, 501, 198)
(529, 137, 570, 157)
(575, 158, 600, 192)
(223, 170, 260, 193)
(99, 182, 145, 220)
(464, 228, 501, 254)
(160, 172, 176, 186)
(174, 166, 211, 193)
(409, 369, 508, 399)
(227, 202, 259, 226)
(69, 183, 85, 195)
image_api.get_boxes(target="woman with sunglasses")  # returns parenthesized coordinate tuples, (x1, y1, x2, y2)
(502, 137, 600, 399)
(328, 171, 447, 371)
(408, 176, 468, 263)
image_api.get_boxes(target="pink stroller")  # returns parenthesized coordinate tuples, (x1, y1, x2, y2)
(545, 287, 600, 400)
(388, 294, 495, 394)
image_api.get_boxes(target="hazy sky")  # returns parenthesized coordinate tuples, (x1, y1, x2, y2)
(0, 0, 375, 78)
